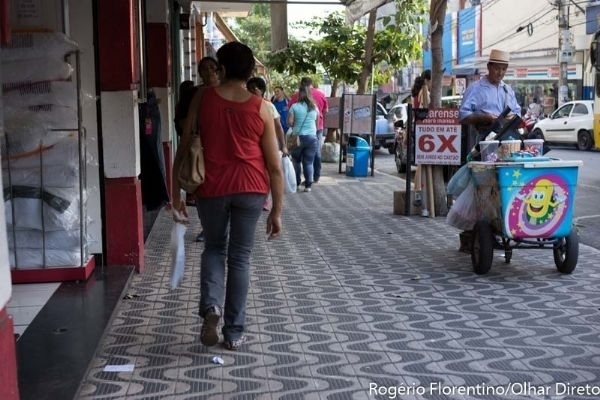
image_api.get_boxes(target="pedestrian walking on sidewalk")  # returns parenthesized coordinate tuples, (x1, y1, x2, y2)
(289, 77, 328, 183)
(287, 85, 318, 192)
(247, 76, 288, 210)
(171, 42, 284, 351)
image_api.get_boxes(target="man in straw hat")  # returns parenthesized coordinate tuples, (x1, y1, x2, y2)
(459, 49, 521, 141)
(454, 49, 523, 253)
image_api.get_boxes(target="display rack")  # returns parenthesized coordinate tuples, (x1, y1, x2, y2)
(2, 46, 95, 283)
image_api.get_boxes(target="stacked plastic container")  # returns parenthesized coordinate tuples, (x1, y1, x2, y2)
(1, 32, 87, 269)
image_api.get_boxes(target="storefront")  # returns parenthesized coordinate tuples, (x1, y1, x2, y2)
(503, 64, 582, 115)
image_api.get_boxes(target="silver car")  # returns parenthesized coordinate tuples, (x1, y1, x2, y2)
(530, 100, 594, 150)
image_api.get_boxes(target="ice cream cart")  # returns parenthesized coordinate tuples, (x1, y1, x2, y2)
(468, 158, 583, 275)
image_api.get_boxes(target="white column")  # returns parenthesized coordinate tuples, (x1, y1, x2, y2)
(101, 90, 141, 178)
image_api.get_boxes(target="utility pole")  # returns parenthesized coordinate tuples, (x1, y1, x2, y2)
(557, 0, 573, 107)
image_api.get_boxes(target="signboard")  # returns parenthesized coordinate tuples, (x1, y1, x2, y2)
(342, 94, 375, 135)
(414, 108, 461, 166)
(454, 78, 466, 95)
(325, 97, 341, 129)
(586, 4, 600, 34)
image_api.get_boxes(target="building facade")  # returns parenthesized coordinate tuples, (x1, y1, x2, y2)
(425, 0, 595, 111)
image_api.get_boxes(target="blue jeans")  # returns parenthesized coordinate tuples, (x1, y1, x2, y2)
(314, 129, 323, 181)
(291, 134, 318, 188)
(195, 193, 266, 341)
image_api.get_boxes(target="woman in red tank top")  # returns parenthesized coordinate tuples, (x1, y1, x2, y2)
(171, 42, 284, 351)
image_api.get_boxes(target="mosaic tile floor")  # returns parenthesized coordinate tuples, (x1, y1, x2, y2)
(76, 167, 600, 400)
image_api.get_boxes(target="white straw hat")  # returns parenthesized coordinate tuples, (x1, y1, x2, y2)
(488, 49, 510, 64)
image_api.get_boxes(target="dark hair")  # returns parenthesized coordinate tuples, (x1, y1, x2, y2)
(300, 76, 313, 88)
(421, 69, 431, 80)
(197, 56, 218, 73)
(297, 85, 315, 110)
(179, 80, 195, 96)
(247, 77, 267, 96)
(216, 42, 255, 81)
(274, 85, 284, 91)
(411, 76, 425, 97)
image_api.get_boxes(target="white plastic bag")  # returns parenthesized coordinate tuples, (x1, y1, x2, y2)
(170, 222, 187, 289)
(321, 142, 340, 163)
(282, 154, 297, 194)
(446, 180, 477, 231)
(447, 164, 471, 198)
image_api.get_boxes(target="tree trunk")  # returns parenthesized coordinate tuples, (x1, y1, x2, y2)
(331, 78, 340, 97)
(429, 0, 449, 216)
(357, 10, 377, 95)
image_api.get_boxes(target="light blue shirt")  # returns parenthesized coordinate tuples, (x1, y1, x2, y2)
(289, 103, 317, 136)
(459, 76, 521, 122)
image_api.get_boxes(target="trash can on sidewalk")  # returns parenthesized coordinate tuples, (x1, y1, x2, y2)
(346, 136, 370, 177)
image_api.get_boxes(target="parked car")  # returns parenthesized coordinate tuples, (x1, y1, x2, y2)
(374, 102, 396, 153)
(530, 100, 594, 150)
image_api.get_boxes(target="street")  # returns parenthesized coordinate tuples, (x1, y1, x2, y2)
(371, 146, 600, 251)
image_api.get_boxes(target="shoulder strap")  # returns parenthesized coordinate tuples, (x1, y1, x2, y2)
(297, 105, 309, 132)
(192, 87, 208, 135)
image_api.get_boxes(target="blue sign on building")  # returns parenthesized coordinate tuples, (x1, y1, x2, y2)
(586, 4, 600, 35)
(457, 7, 477, 65)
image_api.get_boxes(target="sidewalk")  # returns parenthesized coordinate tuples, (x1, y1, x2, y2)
(76, 161, 600, 399)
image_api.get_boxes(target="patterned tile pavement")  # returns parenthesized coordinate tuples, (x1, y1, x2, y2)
(76, 163, 600, 400)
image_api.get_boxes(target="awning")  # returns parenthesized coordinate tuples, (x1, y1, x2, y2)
(451, 68, 479, 76)
(212, 12, 266, 74)
(342, 0, 390, 23)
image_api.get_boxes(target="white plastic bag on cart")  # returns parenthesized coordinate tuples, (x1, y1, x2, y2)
(446, 180, 477, 231)
(170, 221, 187, 289)
(447, 164, 472, 198)
(282, 154, 297, 194)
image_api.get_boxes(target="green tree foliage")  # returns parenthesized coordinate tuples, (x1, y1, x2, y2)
(228, 5, 304, 94)
(229, 4, 271, 63)
(268, 0, 427, 93)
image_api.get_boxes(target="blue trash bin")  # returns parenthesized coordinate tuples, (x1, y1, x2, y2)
(346, 136, 370, 177)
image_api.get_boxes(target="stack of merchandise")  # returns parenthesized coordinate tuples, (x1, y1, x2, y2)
(1, 32, 87, 269)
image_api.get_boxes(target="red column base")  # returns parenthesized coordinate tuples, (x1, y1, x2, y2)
(104, 177, 144, 272)
(10, 257, 96, 283)
(0, 309, 19, 400)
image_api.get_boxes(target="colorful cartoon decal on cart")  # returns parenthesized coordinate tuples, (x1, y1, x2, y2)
(503, 171, 570, 238)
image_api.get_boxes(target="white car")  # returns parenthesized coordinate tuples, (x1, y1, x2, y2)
(530, 100, 594, 150)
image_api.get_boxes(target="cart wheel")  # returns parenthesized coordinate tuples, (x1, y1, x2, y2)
(504, 248, 512, 264)
(472, 221, 494, 275)
(553, 231, 579, 274)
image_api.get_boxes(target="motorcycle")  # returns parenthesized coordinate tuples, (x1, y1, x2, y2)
(518, 113, 545, 138)
(393, 119, 410, 173)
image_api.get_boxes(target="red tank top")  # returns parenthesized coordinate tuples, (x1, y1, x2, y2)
(196, 87, 269, 197)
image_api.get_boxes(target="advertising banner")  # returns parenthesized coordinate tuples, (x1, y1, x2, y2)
(325, 97, 341, 129)
(414, 108, 462, 166)
(342, 94, 375, 135)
